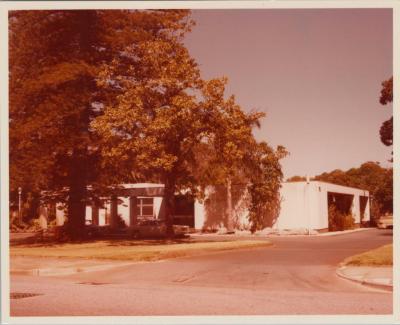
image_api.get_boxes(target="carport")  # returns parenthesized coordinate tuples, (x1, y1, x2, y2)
(276, 181, 370, 231)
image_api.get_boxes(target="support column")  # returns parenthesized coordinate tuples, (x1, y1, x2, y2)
(365, 196, 371, 222)
(56, 203, 65, 226)
(194, 200, 205, 230)
(226, 178, 234, 233)
(129, 196, 138, 227)
(92, 203, 99, 226)
(39, 205, 48, 230)
(110, 196, 118, 228)
(352, 195, 360, 224)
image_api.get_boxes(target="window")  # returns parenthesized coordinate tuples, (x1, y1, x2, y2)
(137, 197, 154, 219)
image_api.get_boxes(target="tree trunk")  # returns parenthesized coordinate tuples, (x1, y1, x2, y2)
(66, 149, 87, 240)
(164, 177, 176, 238)
(226, 177, 234, 233)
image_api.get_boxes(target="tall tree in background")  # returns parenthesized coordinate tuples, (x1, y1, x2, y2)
(379, 77, 393, 148)
(9, 10, 194, 238)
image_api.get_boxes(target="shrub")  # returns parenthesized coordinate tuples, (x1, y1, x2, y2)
(116, 214, 127, 228)
(328, 205, 355, 231)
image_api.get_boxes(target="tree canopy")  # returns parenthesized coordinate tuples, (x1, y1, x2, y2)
(10, 10, 286, 237)
(378, 77, 393, 147)
(9, 9, 197, 237)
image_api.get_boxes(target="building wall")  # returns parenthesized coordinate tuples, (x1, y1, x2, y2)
(194, 201, 206, 230)
(194, 181, 370, 231)
(55, 181, 370, 231)
(274, 182, 309, 230)
(119, 197, 130, 225)
(84, 196, 165, 226)
(154, 197, 165, 220)
(55, 203, 65, 226)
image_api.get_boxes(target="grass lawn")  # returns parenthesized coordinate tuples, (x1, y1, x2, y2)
(342, 244, 393, 266)
(10, 239, 272, 262)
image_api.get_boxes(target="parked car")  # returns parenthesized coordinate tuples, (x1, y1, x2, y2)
(377, 214, 393, 229)
(129, 219, 189, 238)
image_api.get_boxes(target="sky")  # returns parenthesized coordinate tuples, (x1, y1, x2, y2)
(183, 9, 393, 179)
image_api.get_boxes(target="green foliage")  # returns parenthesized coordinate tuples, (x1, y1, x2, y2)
(328, 205, 355, 231)
(378, 77, 393, 149)
(380, 117, 393, 147)
(9, 10, 195, 237)
(380, 77, 393, 105)
(246, 144, 288, 232)
(10, 10, 286, 236)
(203, 183, 248, 231)
(286, 175, 307, 182)
(116, 214, 127, 229)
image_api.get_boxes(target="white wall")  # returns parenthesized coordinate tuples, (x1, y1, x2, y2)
(194, 181, 370, 231)
(153, 197, 164, 219)
(55, 203, 65, 226)
(85, 206, 92, 224)
(194, 201, 205, 230)
(118, 197, 130, 225)
(275, 182, 308, 230)
(84, 196, 165, 226)
(98, 201, 109, 226)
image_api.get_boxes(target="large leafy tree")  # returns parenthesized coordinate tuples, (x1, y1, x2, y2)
(92, 58, 286, 234)
(10, 9, 286, 237)
(194, 79, 287, 232)
(198, 78, 264, 232)
(9, 9, 194, 238)
(91, 23, 204, 235)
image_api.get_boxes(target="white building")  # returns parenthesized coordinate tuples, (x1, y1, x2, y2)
(279, 181, 370, 230)
(54, 181, 370, 232)
(194, 181, 370, 232)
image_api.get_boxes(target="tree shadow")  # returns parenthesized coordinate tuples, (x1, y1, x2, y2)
(10, 232, 197, 248)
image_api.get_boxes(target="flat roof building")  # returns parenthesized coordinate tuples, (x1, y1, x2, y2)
(51, 181, 370, 233)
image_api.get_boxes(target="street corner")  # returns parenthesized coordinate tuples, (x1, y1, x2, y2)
(336, 265, 393, 292)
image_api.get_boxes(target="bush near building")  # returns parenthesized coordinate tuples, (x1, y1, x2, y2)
(328, 205, 355, 231)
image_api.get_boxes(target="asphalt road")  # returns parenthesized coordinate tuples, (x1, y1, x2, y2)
(10, 229, 393, 316)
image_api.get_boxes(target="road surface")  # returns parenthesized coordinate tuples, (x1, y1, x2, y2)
(10, 228, 392, 316)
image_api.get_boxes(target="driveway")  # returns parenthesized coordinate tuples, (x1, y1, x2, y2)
(10, 228, 392, 316)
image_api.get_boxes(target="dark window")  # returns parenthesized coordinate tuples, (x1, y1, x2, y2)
(137, 197, 154, 218)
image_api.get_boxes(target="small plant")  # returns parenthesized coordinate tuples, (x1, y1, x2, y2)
(116, 214, 127, 229)
(328, 205, 355, 231)
(9, 212, 29, 232)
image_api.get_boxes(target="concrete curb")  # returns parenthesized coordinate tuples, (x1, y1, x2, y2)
(336, 266, 393, 292)
(191, 227, 373, 238)
(316, 228, 371, 237)
(11, 262, 135, 277)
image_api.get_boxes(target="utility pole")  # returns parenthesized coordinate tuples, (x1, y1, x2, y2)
(226, 178, 234, 233)
(18, 187, 22, 224)
(306, 176, 311, 235)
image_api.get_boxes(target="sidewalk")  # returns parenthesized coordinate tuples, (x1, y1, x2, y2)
(190, 227, 372, 239)
(336, 265, 393, 291)
(10, 256, 134, 277)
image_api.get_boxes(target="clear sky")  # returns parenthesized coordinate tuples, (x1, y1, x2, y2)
(183, 9, 393, 179)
